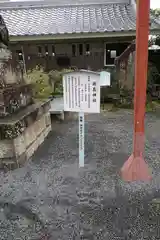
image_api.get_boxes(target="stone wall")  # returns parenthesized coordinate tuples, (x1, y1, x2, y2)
(0, 100, 51, 169)
(0, 83, 33, 116)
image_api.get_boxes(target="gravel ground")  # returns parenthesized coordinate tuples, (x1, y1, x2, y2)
(0, 110, 160, 239)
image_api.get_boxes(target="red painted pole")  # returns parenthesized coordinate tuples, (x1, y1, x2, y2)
(121, 0, 152, 181)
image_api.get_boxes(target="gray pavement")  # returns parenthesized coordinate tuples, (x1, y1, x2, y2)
(0, 110, 160, 239)
(49, 97, 64, 114)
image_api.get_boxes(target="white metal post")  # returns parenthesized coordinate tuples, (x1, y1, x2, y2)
(79, 112, 84, 167)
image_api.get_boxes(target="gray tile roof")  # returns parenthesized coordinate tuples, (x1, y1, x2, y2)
(0, 0, 159, 37)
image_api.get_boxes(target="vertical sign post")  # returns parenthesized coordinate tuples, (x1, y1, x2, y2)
(79, 112, 84, 167)
(63, 70, 100, 167)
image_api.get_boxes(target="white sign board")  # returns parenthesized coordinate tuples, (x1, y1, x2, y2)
(100, 71, 111, 86)
(63, 70, 100, 113)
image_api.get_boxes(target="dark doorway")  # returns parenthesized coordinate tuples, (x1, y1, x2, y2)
(56, 56, 70, 68)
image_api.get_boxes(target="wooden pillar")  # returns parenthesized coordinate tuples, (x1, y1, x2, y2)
(133, 0, 150, 156)
(121, 0, 151, 181)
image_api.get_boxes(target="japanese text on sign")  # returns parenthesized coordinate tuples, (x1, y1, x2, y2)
(63, 71, 100, 113)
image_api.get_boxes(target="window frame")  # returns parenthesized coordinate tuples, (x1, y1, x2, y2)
(72, 44, 76, 57)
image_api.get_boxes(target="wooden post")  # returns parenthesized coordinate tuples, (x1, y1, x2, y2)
(121, 0, 152, 181)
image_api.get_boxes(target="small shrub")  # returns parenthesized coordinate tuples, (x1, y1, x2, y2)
(119, 87, 134, 109)
(146, 102, 156, 112)
(48, 68, 74, 96)
(26, 66, 52, 99)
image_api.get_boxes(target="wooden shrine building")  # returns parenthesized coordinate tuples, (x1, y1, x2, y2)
(0, 0, 160, 71)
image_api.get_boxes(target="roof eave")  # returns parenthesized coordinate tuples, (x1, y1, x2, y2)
(9, 31, 137, 42)
(0, 0, 130, 9)
(9, 28, 160, 42)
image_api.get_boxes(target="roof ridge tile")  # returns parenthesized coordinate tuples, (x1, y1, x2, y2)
(0, 0, 130, 10)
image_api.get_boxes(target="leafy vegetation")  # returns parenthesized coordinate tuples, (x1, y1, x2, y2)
(150, 8, 160, 17)
(26, 67, 52, 99)
(25, 67, 74, 99)
(150, 8, 160, 45)
(48, 68, 73, 96)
